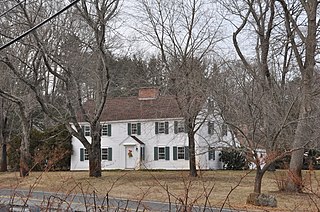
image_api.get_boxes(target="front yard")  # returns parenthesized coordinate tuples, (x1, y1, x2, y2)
(0, 170, 319, 211)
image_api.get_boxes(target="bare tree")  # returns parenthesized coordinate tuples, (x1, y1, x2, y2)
(0, 97, 10, 172)
(216, 0, 301, 197)
(277, 0, 319, 192)
(136, 0, 222, 177)
(0, 90, 34, 177)
(0, 0, 120, 177)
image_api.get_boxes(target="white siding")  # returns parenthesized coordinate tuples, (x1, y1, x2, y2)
(70, 118, 237, 170)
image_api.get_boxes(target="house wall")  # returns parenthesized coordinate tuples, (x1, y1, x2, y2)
(70, 118, 236, 171)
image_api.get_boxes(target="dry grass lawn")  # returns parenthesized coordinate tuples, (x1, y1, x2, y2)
(0, 170, 319, 211)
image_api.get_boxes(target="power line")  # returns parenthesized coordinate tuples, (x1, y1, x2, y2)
(0, 0, 26, 18)
(0, 0, 80, 51)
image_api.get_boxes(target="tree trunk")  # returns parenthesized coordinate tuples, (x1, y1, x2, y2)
(286, 0, 316, 191)
(254, 168, 264, 194)
(188, 131, 197, 177)
(19, 105, 31, 177)
(88, 144, 102, 177)
(287, 104, 310, 192)
(0, 143, 7, 172)
(89, 124, 102, 177)
(20, 130, 30, 177)
(0, 98, 7, 172)
(20, 149, 30, 177)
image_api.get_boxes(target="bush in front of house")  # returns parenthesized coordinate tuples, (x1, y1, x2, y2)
(220, 148, 248, 170)
(8, 125, 72, 171)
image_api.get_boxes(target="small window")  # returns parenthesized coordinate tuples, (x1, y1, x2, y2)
(128, 123, 141, 135)
(84, 149, 89, 160)
(155, 122, 169, 134)
(101, 148, 108, 160)
(221, 124, 228, 136)
(174, 121, 185, 133)
(101, 124, 111, 136)
(154, 146, 170, 160)
(132, 123, 138, 134)
(208, 147, 215, 160)
(82, 126, 91, 136)
(177, 147, 185, 159)
(173, 146, 189, 160)
(158, 122, 165, 133)
(177, 122, 185, 133)
(208, 121, 214, 135)
(158, 147, 165, 160)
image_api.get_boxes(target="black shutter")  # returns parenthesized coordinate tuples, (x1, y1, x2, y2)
(137, 123, 141, 135)
(208, 122, 212, 134)
(140, 146, 145, 160)
(108, 148, 112, 161)
(80, 148, 84, 161)
(173, 146, 177, 160)
(185, 146, 189, 160)
(154, 147, 158, 161)
(127, 123, 131, 135)
(165, 147, 170, 160)
(155, 122, 159, 134)
(165, 122, 169, 134)
(81, 126, 85, 135)
(108, 124, 112, 136)
(174, 121, 178, 134)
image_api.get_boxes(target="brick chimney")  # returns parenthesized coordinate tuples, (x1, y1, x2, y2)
(138, 87, 159, 100)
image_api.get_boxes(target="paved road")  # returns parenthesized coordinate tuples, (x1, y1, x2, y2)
(0, 188, 243, 211)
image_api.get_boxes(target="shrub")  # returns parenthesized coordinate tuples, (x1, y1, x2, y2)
(8, 125, 72, 171)
(220, 148, 248, 170)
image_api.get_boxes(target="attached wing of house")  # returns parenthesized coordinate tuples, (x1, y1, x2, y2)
(70, 88, 235, 170)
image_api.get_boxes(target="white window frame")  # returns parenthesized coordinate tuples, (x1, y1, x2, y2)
(101, 124, 109, 136)
(209, 147, 215, 160)
(83, 126, 91, 137)
(84, 149, 89, 160)
(221, 124, 228, 136)
(131, 123, 138, 135)
(177, 121, 185, 133)
(158, 147, 165, 160)
(101, 148, 108, 160)
(177, 147, 185, 159)
(158, 122, 165, 134)
(208, 121, 214, 135)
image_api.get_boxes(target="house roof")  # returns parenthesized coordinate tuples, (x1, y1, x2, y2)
(130, 136, 145, 145)
(80, 95, 183, 122)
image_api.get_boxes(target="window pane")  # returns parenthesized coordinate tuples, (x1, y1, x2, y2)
(101, 148, 108, 160)
(102, 125, 108, 136)
(84, 126, 91, 136)
(221, 124, 227, 136)
(84, 149, 89, 160)
(208, 122, 214, 134)
(158, 122, 165, 133)
(209, 148, 215, 160)
(158, 147, 165, 159)
(131, 123, 137, 134)
(178, 147, 185, 159)
(177, 122, 185, 133)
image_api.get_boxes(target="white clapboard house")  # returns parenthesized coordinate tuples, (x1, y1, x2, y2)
(70, 88, 235, 170)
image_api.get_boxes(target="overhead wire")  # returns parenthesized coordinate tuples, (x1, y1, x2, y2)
(0, 0, 26, 19)
(0, 0, 80, 51)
